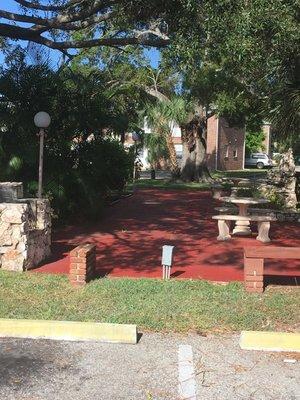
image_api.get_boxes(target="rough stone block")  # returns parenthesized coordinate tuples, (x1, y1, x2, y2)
(1, 205, 27, 224)
(1, 249, 25, 271)
(0, 195, 51, 271)
(0, 222, 12, 246)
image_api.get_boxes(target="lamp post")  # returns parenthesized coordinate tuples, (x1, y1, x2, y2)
(34, 111, 51, 198)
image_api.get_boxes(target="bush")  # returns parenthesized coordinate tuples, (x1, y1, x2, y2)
(245, 130, 265, 156)
(0, 63, 134, 222)
(41, 138, 132, 221)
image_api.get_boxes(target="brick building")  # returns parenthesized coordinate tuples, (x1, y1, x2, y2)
(206, 115, 246, 171)
(125, 115, 271, 171)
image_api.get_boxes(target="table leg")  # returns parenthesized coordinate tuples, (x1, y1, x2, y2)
(256, 221, 271, 243)
(232, 204, 252, 236)
(217, 220, 231, 241)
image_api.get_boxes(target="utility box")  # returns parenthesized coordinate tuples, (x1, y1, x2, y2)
(162, 245, 174, 279)
(162, 245, 174, 266)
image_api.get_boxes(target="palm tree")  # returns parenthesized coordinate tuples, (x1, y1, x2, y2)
(144, 132, 168, 178)
(144, 101, 180, 178)
(144, 97, 212, 181)
(268, 58, 300, 151)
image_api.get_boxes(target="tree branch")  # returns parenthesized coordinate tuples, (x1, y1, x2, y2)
(0, 22, 170, 49)
(14, 0, 84, 12)
(144, 87, 170, 102)
(30, 11, 114, 33)
(0, 0, 171, 52)
(0, 9, 54, 26)
(38, 35, 170, 49)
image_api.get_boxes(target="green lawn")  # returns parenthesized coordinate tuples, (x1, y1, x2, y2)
(0, 271, 299, 333)
(212, 169, 268, 179)
(127, 179, 211, 190)
(127, 169, 268, 191)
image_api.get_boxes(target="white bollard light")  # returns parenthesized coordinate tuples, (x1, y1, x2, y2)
(162, 245, 174, 280)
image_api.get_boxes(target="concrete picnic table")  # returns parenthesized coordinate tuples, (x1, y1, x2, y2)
(219, 196, 270, 235)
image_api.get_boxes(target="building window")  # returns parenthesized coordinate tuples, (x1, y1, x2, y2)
(224, 145, 229, 159)
(233, 149, 238, 158)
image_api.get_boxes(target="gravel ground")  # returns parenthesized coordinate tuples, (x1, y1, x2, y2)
(0, 333, 299, 400)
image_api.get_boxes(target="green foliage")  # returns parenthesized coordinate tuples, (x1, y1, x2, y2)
(144, 132, 168, 169)
(245, 130, 265, 156)
(165, 0, 300, 139)
(202, 0, 299, 93)
(0, 61, 133, 220)
(144, 96, 193, 134)
(46, 138, 132, 220)
(143, 101, 171, 136)
(262, 187, 286, 210)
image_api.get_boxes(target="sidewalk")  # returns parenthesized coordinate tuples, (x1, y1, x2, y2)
(34, 188, 300, 283)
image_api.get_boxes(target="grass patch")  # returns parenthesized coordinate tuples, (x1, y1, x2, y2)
(127, 169, 269, 191)
(127, 179, 210, 191)
(212, 169, 268, 179)
(0, 271, 299, 333)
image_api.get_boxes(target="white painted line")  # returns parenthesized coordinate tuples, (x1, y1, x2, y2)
(178, 345, 197, 400)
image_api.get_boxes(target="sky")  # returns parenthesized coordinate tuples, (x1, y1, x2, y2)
(0, 0, 161, 68)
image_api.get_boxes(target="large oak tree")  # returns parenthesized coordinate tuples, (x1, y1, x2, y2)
(0, 0, 186, 56)
(1, 0, 299, 182)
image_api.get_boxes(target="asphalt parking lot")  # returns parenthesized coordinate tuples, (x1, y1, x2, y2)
(0, 333, 299, 400)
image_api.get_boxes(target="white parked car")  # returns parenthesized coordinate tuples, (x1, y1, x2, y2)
(244, 153, 273, 169)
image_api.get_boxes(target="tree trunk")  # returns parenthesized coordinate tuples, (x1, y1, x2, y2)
(120, 132, 125, 145)
(180, 118, 212, 182)
(166, 133, 180, 178)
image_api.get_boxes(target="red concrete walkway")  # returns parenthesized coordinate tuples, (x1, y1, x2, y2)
(33, 189, 300, 282)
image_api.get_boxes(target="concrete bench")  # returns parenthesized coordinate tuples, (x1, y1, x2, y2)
(212, 214, 277, 242)
(214, 206, 237, 214)
(244, 246, 300, 293)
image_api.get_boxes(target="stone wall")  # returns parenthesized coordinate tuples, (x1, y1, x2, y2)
(248, 208, 300, 222)
(260, 149, 298, 211)
(0, 183, 51, 272)
(0, 182, 23, 202)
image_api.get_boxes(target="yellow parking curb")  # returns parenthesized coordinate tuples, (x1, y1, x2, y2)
(240, 331, 300, 352)
(0, 319, 137, 344)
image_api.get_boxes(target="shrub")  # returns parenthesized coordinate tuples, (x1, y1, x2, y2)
(0, 63, 134, 222)
(44, 138, 133, 221)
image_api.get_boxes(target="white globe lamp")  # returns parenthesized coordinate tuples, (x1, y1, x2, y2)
(34, 111, 51, 198)
(34, 111, 51, 129)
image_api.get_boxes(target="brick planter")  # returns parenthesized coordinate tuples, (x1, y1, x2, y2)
(69, 244, 96, 287)
(244, 246, 300, 293)
(244, 255, 264, 293)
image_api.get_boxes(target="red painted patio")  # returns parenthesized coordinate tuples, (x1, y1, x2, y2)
(33, 189, 300, 282)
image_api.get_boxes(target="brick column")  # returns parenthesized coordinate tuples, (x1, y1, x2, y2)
(69, 244, 96, 287)
(244, 255, 264, 293)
